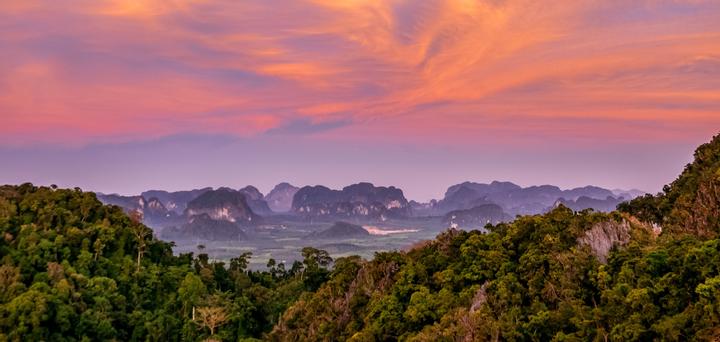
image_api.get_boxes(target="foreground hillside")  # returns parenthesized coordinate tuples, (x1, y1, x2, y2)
(0, 184, 337, 341)
(271, 135, 720, 341)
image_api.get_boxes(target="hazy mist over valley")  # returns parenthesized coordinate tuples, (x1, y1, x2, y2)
(94, 181, 644, 268)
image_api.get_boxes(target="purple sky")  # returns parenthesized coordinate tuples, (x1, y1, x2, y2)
(1, 0, 719, 200)
(0, 133, 708, 201)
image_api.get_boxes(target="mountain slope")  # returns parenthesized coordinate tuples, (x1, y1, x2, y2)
(238, 185, 273, 215)
(292, 183, 410, 220)
(141, 187, 212, 214)
(265, 182, 300, 213)
(185, 188, 259, 224)
(96, 193, 174, 224)
(271, 134, 720, 341)
(621, 133, 720, 237)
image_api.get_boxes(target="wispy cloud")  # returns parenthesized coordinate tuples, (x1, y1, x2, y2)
(1, 0, 718, 146)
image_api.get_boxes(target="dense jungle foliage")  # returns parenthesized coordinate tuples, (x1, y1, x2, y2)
(1, 134, 720, 341)
(0, 183, 333, 341)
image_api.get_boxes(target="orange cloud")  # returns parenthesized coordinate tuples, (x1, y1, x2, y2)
(0, 0, 718, 146)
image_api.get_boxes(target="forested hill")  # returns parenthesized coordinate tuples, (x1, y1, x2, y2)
(270, 134, 720, 341)
(2, 134, 720, 341)
(619, 133, 720, 238)
(0, 184, 334, 341)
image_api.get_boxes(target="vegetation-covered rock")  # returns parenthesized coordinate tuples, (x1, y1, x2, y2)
(620, 133, 720, 237)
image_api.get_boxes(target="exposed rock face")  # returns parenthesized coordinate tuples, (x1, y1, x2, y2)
(292, 183, 410, 220)
(310, 221, 370, 239)
(238, 186, 273, 215)
(684, 179, 720, 236)
(144, 197, 172, 222)
(161, 213, 248, 241)
(185, 188, 259, 224)
(470, 282, 489, 313)
(578, 219, 632, 262)
(665, 136, 720, 237)
(409, 199, 437, 216)
(96, 193, 146, 213)
(96, 193, 174, 224)
(265, 182, 300, 213)
(141, 188, 212, 214)
(443, 204, 509, 229)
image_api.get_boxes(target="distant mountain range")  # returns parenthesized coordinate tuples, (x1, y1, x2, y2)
(96, 181, 645, 240)
(413, 181, 634, 217)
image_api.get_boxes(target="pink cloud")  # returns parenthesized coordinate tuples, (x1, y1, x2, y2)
(0, 0, 718, 146)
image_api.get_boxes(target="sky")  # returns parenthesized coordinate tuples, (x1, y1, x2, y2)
(1, 0, 719, 201)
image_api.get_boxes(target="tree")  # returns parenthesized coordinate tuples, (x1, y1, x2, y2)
(300, 247, 333, 291)
(129, 211, 152, 272)
(230, 252, 253, 273)
(195, 306, 228, 337)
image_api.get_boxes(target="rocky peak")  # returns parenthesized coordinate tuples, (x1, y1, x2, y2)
(141, 187, 212, 214)
(265, 182, 300, 213)
(185, 188, 259, 224)
(238, 186, 272, 215)
(146, 197, 165, 210)
(239, 186, 264, 201)
(144, 197, 171, 221)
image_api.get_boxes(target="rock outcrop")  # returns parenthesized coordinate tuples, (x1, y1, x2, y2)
(141, 187, 212, 214)
(238, 186, 273, 215)
(96, 193, 174, 224)
(292, 183, 410, 220)
(185, 188, 259, 224)
(577, 219, 632, 262)
(265, 182, 300, 213)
